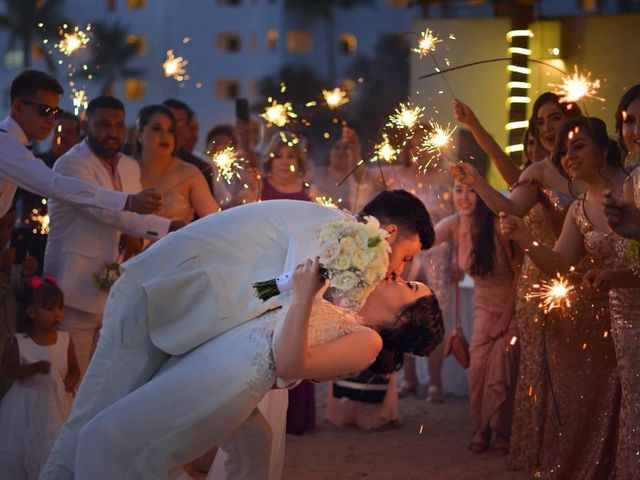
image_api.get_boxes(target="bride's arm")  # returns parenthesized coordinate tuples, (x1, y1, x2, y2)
(274, 259, 382, 381)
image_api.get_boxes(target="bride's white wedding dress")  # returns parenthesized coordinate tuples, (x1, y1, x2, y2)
(74, 298, 371, 479)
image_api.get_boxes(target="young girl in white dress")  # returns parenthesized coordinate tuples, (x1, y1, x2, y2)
(0, 278, 79, 480)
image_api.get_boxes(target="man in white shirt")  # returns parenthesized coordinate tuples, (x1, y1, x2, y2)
(44, 96, 180, 375)
(0, 69, 161, 216)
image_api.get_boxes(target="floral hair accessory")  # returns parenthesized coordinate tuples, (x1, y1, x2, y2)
(24, 275, 58, 291)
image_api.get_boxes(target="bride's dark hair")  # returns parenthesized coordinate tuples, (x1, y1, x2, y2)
(368, 294, 444, 375)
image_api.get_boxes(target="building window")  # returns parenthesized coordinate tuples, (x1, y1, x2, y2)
(249, 32, 258, 52)
(125, 78, 146, 100)
(215, 79, 240, 99)
(578, 0, 597, 11)
(127, 0, 146, 9)
(216, 33, 242, 53)
(266, 29, 278, 51)
(106, 0, 117, 10)
(248, 79, 258, 97)
(286, 30, 312, 53)
(217, 0, 242, 4)
(341, 78, 356, 94)
(339, 33, 357, 55)
(127, 34, 147, 55)
(387, 0, 408, 6)
(3, 49, 23, 69)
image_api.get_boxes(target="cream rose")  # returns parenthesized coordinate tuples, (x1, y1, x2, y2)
(332, 271, 358, 291)
(351, 249, 369, 270)
(333, 252, 352, 271)
(320, 240, 341, 262)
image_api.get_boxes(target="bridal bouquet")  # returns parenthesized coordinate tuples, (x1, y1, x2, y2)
(253, 216, 390, 309)
(93, 262, 121, 291)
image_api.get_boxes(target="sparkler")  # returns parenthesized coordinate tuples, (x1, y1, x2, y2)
(526, 273, 574, 314)
(322, 88, 349, 109)
(421, 121, 457, 164)
(314, 196, 342, 208)
(71, 89, 88, 115)
(209, 146, 244, 184)
(372, 133, 399, 164)
(551, 65, 603, 104)
(31, 210, 50, 235)
(260, 99, 297, 127)
(412, 29, 442, 58)
(55, 26, 91, 56)
(163, 50, 189, 81)
(387, 102, 425, 131)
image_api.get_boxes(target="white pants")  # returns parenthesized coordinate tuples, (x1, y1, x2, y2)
(41, 273, 276, 480)
(60, 306, 102, 377)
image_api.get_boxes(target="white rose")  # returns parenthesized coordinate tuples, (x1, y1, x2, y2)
(354, 229, 370, 249)
(351, 250, 369, 270)
(333, 252, 352, 271)
(331, 271, 358, 291)
(364, 215, 380, 230)
(339, 237, 356, 254)
(318, 223, 340, 242)
(320, 240, 341, 262)
(364, 267, 383, 286)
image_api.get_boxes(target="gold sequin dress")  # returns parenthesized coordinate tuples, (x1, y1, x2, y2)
(610, 167, 640, 478)
(509, 184, 574, 472)
(536, 197, 621, 480)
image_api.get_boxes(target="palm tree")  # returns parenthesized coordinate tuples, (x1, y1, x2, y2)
(83, 20, 145, 96)
(0, 0, 67, 70)
(284, 0, 375, 82)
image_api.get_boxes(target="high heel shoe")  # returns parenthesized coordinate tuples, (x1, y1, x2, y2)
(398, 379, 417, 398)
(468, 430, 490, 454)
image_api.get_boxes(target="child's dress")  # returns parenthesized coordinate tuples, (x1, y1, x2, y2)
(0, 332, 72, 480)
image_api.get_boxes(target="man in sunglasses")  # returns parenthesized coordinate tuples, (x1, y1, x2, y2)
(0, 69, 162, 216)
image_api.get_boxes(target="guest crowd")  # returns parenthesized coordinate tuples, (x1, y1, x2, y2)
(0, 67, 639, 480)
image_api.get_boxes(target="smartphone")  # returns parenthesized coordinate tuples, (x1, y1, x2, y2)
(235, 98, 250, 123)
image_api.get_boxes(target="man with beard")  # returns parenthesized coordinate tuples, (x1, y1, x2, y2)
(43, 96, 181, 376)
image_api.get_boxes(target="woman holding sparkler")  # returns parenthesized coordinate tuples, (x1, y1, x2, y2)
(135, 105, 220, 222)
(452, 93, 584, 471)
(583, 86, 640, 479)
(500, 116, 629, 479)
(432, 179, 519, 455)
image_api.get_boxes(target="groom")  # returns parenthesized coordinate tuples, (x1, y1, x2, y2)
(42, 190, 433, 479)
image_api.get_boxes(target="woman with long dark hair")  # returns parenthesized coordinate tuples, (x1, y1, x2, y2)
(501, 116, 630, 478)
(433, 180, 519, 455)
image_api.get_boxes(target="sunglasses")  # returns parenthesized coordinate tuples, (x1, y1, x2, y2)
(20, 99, 62, 119)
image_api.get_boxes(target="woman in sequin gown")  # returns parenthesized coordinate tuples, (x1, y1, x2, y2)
(452, 95, 584, 471)
(501, 116, 626, 479)
(586, 87, 640, 478)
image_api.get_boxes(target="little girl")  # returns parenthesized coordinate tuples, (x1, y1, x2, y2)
(0, 277, 79, 479)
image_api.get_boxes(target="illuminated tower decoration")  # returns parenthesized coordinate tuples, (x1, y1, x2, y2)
(505, 28, 533, 163)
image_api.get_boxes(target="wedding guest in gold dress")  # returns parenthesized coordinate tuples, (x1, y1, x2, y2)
(500, 116, 625, 479)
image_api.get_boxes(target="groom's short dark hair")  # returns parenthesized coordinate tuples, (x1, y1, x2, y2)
(359, 189, 434, 250)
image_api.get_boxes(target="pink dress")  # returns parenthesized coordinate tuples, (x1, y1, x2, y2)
(455, 221, 518, 438)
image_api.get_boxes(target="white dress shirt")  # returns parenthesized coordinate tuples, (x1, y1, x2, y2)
(0, 116, 128, 216)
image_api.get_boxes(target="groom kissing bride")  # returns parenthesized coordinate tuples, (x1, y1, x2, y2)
(41, 189, 445, 480)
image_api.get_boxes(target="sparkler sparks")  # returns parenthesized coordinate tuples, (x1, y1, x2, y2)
(422, 121, 457, 158)
(526, 274, 574, 314)
(322, 87, 349, 109)
(163, 50, 189, 81)
(412, 29, 442, 58)
(372, 133, 400, 163)
(71, 89, 88, 115)
(209, 146, 244, 184)
(31, 210, 50, 235)
(314, 196, 342, 208)
(551, 66, 603, 103)
(55, 26, 91, 56)
(387, 102, 425, 131)
(260, 99, 297, 127)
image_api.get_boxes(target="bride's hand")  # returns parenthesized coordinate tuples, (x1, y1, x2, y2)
(291, 258, 324, 301)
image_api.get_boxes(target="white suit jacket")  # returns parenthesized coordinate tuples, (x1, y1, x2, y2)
(44, 141, 171, 314)
(0, 116, 127, 216)
(121, 200, 349, 355)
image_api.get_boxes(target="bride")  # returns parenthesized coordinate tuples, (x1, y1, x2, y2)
(73, 258, 444, 479)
